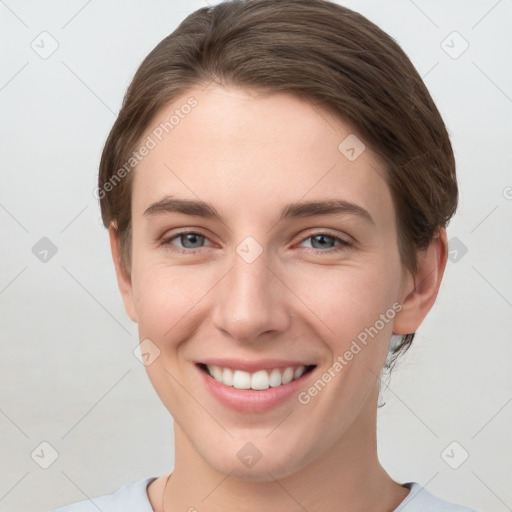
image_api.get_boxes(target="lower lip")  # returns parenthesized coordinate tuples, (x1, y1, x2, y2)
(197, 365, 315, 413)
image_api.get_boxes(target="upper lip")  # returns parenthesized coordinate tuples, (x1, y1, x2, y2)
(198, 358, 316, 373)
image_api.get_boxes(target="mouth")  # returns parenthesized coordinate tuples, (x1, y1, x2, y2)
(197, 363, 317, 390)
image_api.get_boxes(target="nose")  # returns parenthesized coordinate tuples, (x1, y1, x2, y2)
(211, 246, 291, 343)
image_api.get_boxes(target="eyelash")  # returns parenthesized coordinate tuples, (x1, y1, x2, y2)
(159, 229, 354, 255)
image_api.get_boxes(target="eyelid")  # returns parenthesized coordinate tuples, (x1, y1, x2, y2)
(160, 227, 355, 254)
(296, 228, 355, 247)
(159, 228, 214, 252)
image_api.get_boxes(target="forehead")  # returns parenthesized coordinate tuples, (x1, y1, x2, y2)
(131, 85, 394, 229)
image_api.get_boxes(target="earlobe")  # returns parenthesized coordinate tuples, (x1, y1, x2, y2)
(393, 229, 448, 335)
(109, 224, 138, 323)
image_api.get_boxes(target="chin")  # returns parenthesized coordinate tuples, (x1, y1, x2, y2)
(218, 462, 298, 482)
(205, 444, 312, 482)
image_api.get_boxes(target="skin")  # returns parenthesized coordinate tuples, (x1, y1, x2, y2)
(110, 84, 448, 512)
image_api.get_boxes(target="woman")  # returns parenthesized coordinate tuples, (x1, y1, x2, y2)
(52, 0, 477, 510)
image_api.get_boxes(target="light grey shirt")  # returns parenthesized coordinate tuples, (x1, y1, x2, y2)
(49, 477, 478, 512)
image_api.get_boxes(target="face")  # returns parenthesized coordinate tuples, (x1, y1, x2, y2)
(114, 85, 422, 481)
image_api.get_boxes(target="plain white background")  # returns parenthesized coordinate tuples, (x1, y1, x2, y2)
(0, 1, 511, 511)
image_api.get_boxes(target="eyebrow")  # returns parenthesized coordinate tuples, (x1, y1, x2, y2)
(143, 196, 375, 225)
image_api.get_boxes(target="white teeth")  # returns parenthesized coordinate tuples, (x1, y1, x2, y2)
(222, 367, 233, 386)
(211, 366, 223, 381)
(233, 370, 251, 389)
(251, 370, 270, 390)
(281, 367, 294, 384)
(294, 366, 306, 379)
(269, 368, 282, 387)
(205, 364, 308, 390)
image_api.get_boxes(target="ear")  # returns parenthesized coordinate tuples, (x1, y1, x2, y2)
(109, 224, 138, 323)
(393, 228, 448, 335)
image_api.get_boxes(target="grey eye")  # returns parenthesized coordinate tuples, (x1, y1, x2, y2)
(309, 234, 337, 249)
(178, 233, 206, 248)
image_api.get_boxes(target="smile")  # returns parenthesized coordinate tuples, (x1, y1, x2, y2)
(198, 363, 316, 390)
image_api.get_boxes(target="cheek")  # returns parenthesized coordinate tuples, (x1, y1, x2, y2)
(132, 264, 213, 341)
(288, 257, 401, 355)
(130, 265, 215, 407)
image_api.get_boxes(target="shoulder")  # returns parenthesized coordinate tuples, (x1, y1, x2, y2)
(396, 482, 479, 512)
(48, 476, 158, 512)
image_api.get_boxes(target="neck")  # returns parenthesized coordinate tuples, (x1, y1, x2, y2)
(162, 388, 409, 512)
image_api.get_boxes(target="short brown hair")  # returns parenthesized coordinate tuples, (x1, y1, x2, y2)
(98, 0, 457, 364)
